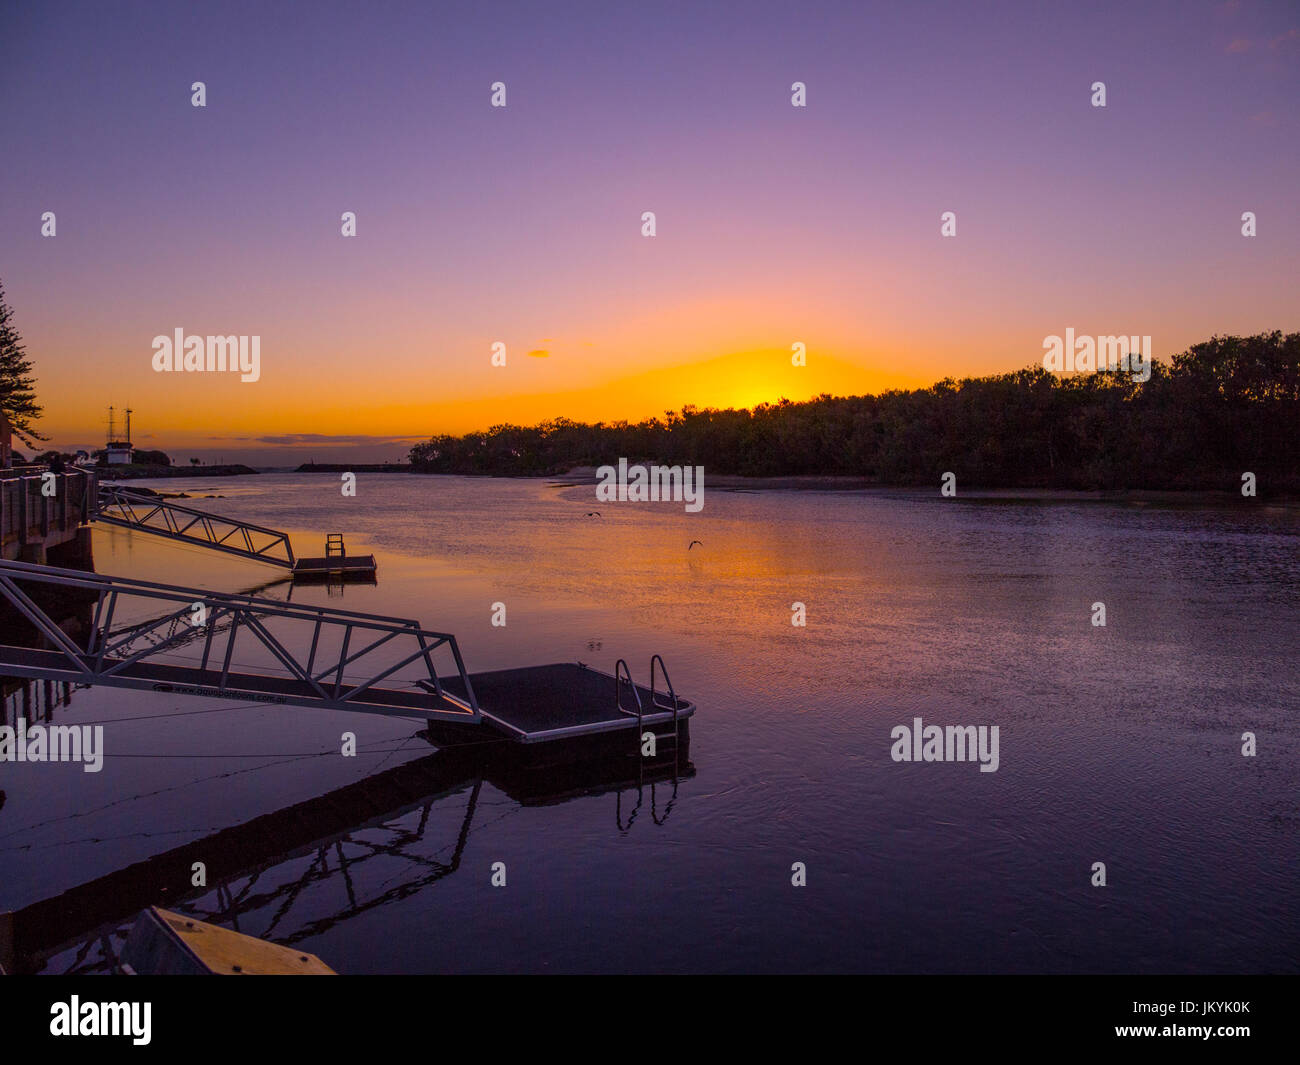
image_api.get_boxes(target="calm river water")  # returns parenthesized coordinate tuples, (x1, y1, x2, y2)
(2, 473, 1297, 973)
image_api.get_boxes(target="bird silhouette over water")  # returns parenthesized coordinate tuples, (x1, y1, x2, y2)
(688, 540, 703, 550)
(585, 511, 602, 517)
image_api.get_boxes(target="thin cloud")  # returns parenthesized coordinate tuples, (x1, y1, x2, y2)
(246, 433, 427, 446)
(1269, 28, 1299, 52)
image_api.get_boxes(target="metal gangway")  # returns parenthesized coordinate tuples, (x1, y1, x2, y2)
(96, 484, 295, 568)
(0, 559, 480, 722)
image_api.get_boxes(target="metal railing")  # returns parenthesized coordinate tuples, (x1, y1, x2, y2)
(96, 484, 295, 567)
(649, 653, 681, 737)
(616, 655, 686, 738)
(614, 658, 643, 737)
(0, 559, 480, 722)
(0, 468, 97, 549)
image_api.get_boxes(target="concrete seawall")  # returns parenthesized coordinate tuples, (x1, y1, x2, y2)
(0, 469, 97, 569)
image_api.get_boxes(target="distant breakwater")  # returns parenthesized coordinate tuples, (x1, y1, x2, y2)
(96, 464, 258, 479)
(295, 463, 414, 473)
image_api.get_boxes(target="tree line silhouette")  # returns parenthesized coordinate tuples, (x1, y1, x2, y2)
(409, 332, 1298, 492)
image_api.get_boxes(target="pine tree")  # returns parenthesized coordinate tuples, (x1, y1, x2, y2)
(0, 279, 45, 444)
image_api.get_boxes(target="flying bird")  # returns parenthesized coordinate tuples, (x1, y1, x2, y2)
(585, 511, 602, 517)
(688, 540, 703, 550)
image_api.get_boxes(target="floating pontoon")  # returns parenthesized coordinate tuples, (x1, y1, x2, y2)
(0, 560, 695, 755)
(426, 659, 694, 760)
(290, 533, 378, 582)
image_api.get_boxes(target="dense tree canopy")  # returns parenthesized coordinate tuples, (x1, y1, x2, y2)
(0, 279, 44, 443)
(410, 332, 1298, 493)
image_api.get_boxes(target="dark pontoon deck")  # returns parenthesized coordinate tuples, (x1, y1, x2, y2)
(426, 662, 694, 748)
(291, 554, 378, 580)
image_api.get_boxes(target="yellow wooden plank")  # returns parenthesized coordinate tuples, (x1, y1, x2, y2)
(155, 909, 335, 975)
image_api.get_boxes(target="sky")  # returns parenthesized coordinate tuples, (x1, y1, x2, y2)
(2, 0, 1297, 464)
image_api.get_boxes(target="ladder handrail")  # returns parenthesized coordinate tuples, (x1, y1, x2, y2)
(615, 658, 643, 736)
(650, 653, 680, 735)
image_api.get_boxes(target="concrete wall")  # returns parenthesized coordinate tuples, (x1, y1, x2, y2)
(0, 470, 97, 568)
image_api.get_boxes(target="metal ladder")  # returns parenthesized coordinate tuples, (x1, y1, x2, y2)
(615, 655, 684, 831)
(615, 654, 682, 741)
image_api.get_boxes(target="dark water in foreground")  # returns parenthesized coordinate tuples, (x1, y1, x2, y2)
(2, 474, 1297, 973)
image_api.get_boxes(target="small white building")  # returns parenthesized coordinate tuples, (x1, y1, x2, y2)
(105, 441, 134, 465)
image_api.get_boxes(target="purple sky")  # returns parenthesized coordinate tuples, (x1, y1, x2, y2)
(2, 0, 1297, 464)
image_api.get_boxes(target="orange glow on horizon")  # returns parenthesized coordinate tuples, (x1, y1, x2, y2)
(37, 344, 936, 448)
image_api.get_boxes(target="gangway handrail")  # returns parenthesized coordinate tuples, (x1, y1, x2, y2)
(96, 484, 296, 567)
(0, 558, 413, 627)
(98, 485, 292, 542)
(0, 558, 479, 722)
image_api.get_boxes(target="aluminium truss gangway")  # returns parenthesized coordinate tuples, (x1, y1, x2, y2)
(96, 484, 296, 568)
(0, 559, 477, 722)
(0, 558, 697, 748)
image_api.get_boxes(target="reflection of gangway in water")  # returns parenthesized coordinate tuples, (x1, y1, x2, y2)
(3, 743, 694, 974)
